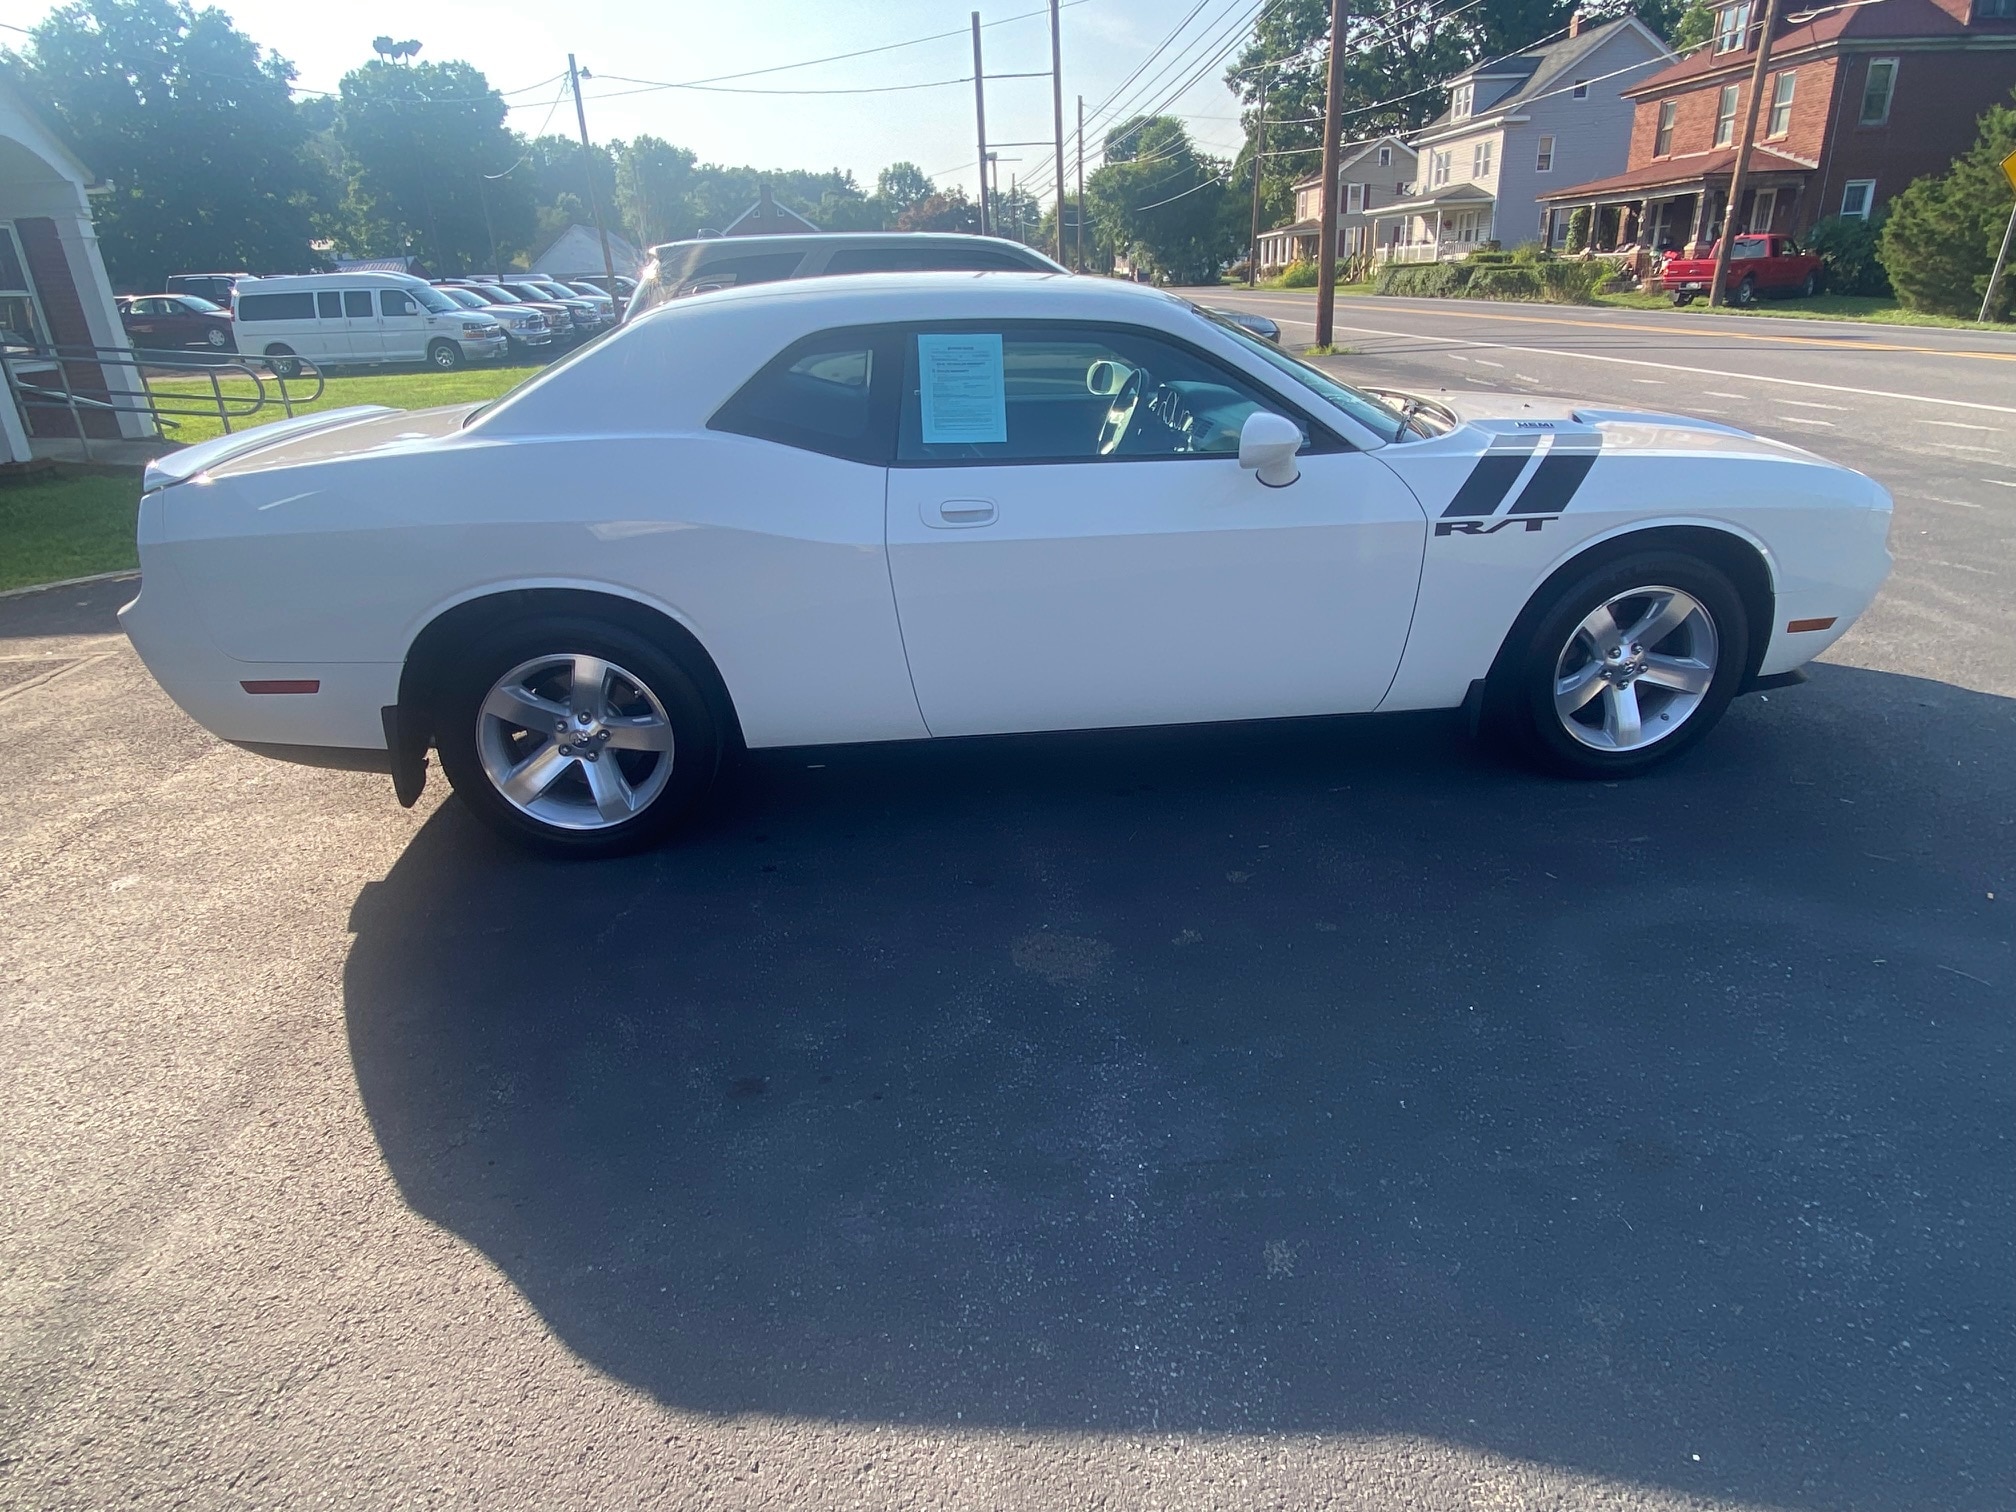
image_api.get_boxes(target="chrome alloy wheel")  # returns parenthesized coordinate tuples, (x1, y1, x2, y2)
(476, 654, 675, 830)
(1552, 585, 1719, 752)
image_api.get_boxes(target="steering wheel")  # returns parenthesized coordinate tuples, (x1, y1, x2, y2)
(1095, 369, 1143, 456)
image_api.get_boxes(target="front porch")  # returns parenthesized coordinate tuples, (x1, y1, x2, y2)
(1539, 148, 1817, 261)
(1369, 183, 1496, 265)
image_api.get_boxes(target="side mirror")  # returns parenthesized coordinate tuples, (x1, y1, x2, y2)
(1238, 410, 1302, 488)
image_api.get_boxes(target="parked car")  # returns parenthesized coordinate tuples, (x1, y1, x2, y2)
(1661, 235, 1824, 306)
(568, 273, 637, 303)
(117, 293, 237, 352)
(491, 279, 609, 337)
(1211, 308, 1280, 343)
(548, 280, 623, 323)
(165, 272, 252, 308)
(627, 232, 1065, 319)
(121, 272, 1892, 859)
(447, 282, 584, 343)
(433, 283, 553, 357)
(231, 272, 508, 373)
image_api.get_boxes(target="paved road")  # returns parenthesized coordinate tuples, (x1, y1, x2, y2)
(3, 300, 2012, 1510)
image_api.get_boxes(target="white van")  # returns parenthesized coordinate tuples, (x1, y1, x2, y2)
(231, 272, 508, 373)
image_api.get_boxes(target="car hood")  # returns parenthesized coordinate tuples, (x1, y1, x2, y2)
(1377, 386, 1826, 460)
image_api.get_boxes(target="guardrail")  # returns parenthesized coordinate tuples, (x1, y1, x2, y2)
(0, 340, 325, 464)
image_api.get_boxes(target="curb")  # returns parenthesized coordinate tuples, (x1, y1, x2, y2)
(0, 568, 140, 601)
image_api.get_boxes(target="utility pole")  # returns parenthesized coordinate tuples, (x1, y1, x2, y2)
(1314, 0, 1348, 347)
(1049, 0, 1067, 263)
(567, 54, 619, 291)
(1707, 0, 1782, 307)
(1075, 94, 1086, 271)
(971, 13, 991, 237)
(1247, 76, 1268, 288)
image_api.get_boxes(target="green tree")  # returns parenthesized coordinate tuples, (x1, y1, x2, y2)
(896, 189, 981, 233)
(332, 58, 535, 272)
(614, 135, 697, 246)
(17, 0, 332, 288)
(875, 162, 934, 219)
(1087, 116, 1236, 282)
(1878, 89, 2016, 319)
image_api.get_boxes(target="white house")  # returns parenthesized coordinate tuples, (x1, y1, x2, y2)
(0, 74, 151, 462)
(528, 222, 643, 279)
(1373, 14, 1674, 262)
(1255, 135, 1417, 270)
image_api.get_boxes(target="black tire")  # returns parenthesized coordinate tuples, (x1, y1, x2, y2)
(264, 344, 300, 378)
(205, 326, 228, 348)
(1484, 549, 1750, 780)
(1799, 270, 1819, 298)
(427, 339, 464, 371)
(1671, 292, 1694, 307)
(1734, 275, 1757, 307)
(434, 615, 723, 857)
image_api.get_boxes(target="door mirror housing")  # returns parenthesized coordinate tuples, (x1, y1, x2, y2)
(1238, 410, 1302, 488)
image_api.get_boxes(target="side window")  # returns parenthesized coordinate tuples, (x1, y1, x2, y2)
(343, 290, 373, 318)
(896, 325, 1308, 466)
(316, 292, 342, 319)
(235, 293, 314, 322)
(380, 289, 418, 317)
(677, 251, 806, 295)
(708, 327, 897, 464)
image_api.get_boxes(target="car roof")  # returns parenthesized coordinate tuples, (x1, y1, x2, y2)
(634, 268, 1184, 326)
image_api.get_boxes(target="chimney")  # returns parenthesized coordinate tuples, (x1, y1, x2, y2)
(1568, 9, 1584, 36)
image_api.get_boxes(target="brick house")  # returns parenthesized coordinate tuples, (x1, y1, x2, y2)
(1254, 136, 1417, 270)
(1371, 15, 1675, 261)
(1538, 0, 2016, 252)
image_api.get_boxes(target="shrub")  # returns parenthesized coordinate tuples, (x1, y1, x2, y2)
(1373, 262, 1473, 297)
(1566, 205, 1593, 253)
(1508, 241, 1553, 264)
(1465, 248, 1516, 265)
(1878, 88, 2016, 319)
(1805, 214, 1891, 296)
(1538, 261, 1610, 303)
(1467, 266, 1544, 299)
(1278, 258, 1320, 288)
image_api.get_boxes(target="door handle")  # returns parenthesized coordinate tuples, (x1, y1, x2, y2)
(928, 498, 997, 529)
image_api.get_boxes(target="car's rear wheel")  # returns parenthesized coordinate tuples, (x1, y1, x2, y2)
(1486, 550, 1749, 779)
(1734, 275, 1757, 307)
(427, 339, 464, 371)
(205, 326, 228, 348)
(1671, 292, 1695, 306)
(263, 343, 300, 378)
(434, 616, 723, 856)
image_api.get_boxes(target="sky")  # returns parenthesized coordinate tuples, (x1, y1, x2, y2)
(6, 0, 1266, 204)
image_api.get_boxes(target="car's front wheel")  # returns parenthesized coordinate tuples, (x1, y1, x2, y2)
(1486, 551, 1749, 779)
(434, 616, 723, 856)
(1733, 275, 1757, 307)
(427, 339, 464, 371)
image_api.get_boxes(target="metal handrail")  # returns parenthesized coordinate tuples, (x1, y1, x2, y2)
(0, 339, 326, 463)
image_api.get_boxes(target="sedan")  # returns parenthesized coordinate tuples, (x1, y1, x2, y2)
(117, 294, 236, 352)
(121, 273, 1892, 857)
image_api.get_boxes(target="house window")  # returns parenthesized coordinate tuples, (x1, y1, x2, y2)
(1768, 71, 1796, 137)
(1654, 100, 1677, 156)
(1859, 58, 1897, 125)
(1840, 179, 1876, 218)
(1347, 182, 1365, 213)
(1378, 145, 1392, 166)
(1572, 79, 1590, 98)
(1536, 135, 1555, 171)
(1715, 1, 1753, 52)
(1452, 82, 1473, 119)
(1473, 140, 1494, 177)
(1432, 150, 1451, 187)
(1714, 84, 1740, 146)
(0, 224, 45, 347)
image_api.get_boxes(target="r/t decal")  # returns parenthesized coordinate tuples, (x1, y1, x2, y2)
(1435, 515, 1560, 536)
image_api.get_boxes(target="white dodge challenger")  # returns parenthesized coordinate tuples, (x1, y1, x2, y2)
(121, 273, 1892, 856)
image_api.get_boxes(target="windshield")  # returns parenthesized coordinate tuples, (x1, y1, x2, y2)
(468, 284, 520, 303)
(409, 284, 458, 314)
(439, 287, 484, 308)
(1200, 309, 1410, 444)
(180, 295, 224, 313)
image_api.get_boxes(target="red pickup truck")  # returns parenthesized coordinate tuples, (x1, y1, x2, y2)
(1660, 234, 1824, 306)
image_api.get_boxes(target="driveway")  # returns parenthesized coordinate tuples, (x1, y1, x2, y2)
(2, 301, 2012, 1510)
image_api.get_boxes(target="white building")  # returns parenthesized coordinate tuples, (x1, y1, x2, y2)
(0, 75, 151, 462)
(1255, 135, 1417, 270)
(528, 222, 644, 280)
(1374, 15, 1673, 262)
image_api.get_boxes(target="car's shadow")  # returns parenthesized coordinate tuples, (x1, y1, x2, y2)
(344, 665, 2014, 1510)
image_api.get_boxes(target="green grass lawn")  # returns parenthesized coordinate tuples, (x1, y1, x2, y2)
(0, 470, 142, 592)
(148, 360, 543, 446)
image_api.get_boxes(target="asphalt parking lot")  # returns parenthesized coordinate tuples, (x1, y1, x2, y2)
(3, 300, 2012, 1510)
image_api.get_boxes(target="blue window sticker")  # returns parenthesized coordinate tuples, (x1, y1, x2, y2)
(917, 333, 1007, 445)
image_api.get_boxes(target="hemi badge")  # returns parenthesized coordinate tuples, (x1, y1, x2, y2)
(241, 679, 320, 694)
(1785, 617, 1837, 634)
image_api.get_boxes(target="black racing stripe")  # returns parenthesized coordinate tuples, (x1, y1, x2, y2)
(1507, 436, 1602, 515)
(1439, 434, 1542, 518)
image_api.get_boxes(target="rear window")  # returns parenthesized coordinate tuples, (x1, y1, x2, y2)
(710, 327, 897, 464)
(236, 292, 314, 322)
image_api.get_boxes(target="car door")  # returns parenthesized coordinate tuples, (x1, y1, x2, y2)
(312, 291, 354, 359)
(376, 287, 427, 361)
(122, 298, 163, 347)
(339, 289, 377, 360)
(883, 321, 1428, 737)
